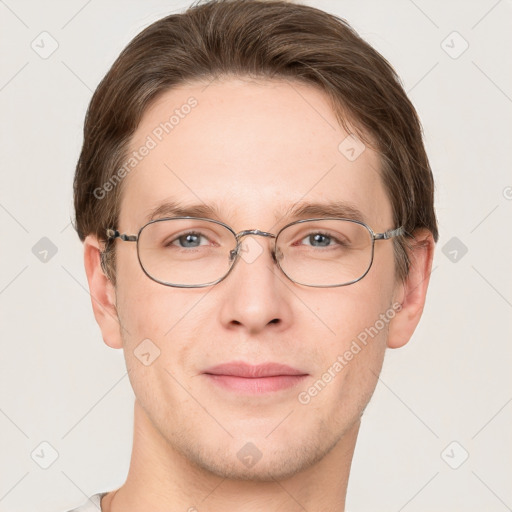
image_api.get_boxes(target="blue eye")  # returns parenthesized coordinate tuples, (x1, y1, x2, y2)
(170, 232, 209, 248)
(304, 233, 333, 247)
(300, 232, 345, 248)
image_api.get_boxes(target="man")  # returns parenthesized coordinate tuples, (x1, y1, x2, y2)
(70, 0, 437, 510)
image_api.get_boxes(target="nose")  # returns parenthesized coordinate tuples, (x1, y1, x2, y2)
(217, 233, 293, 334)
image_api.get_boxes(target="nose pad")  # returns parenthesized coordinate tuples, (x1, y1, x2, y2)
(273, 246, 283, 264)
(229, 240, 282, 266)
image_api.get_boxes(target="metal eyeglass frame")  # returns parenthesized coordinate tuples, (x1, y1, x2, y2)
(105, 216, 405, 288)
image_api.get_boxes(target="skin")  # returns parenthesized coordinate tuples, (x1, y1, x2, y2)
(84, 77, 435, 512)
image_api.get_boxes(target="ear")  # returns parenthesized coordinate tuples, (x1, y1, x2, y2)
(83, 235, 123, 349)
(387, 229, 435, 349)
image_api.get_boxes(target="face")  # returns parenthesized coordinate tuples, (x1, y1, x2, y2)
(112, 77, 401, 480)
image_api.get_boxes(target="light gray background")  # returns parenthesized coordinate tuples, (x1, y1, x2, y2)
(1, 1, 511, 511)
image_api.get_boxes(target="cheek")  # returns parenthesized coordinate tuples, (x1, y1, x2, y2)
(295, 289, 394, 430)
(309, 269, 395, 348)
(315, 290, 391, 386)
(115, 271, 209, 379)
(115, 282, 203, 419)
(115, 244, 193, 339)
(297, 257, 397, 395)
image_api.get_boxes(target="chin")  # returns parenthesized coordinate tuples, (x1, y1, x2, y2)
(173, 424, 342, 482)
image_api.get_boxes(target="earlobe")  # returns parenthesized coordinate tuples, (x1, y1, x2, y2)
(83, 235, 123, 349)
(387, 229, 436, 349)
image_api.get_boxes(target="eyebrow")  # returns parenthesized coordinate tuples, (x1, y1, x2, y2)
(145, 198, 367, 225)
(278, 201, 366, 223)
(146, 200, 224, 222)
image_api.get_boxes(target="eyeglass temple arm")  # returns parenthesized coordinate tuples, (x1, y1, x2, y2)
(374, 226, 405, 241)
(105, 225, 404, 243)
(106, 229, 137, 242)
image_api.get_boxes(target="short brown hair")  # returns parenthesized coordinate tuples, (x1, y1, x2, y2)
(73, 0, 438, 285)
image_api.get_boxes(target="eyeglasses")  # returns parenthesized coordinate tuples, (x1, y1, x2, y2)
(105, 217, 404, 288)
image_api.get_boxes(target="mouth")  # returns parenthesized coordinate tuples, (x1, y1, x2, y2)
(203, 361, 309, 394)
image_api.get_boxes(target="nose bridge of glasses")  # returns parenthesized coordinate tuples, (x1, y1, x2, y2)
(236, 229, 276, 240)
(229, 229, 279, 263)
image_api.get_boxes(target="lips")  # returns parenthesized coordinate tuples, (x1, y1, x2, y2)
(203, 362, 307, 378)
(203, 361, 308, 393)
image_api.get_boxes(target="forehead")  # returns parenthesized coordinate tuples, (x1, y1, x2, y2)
(119, 77, 392, 231)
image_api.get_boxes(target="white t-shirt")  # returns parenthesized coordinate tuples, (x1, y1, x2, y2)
(64, 491, 353, 510)
(66, 492, 108, 511)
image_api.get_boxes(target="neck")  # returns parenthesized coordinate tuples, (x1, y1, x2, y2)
(104, 400, 359, 512)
